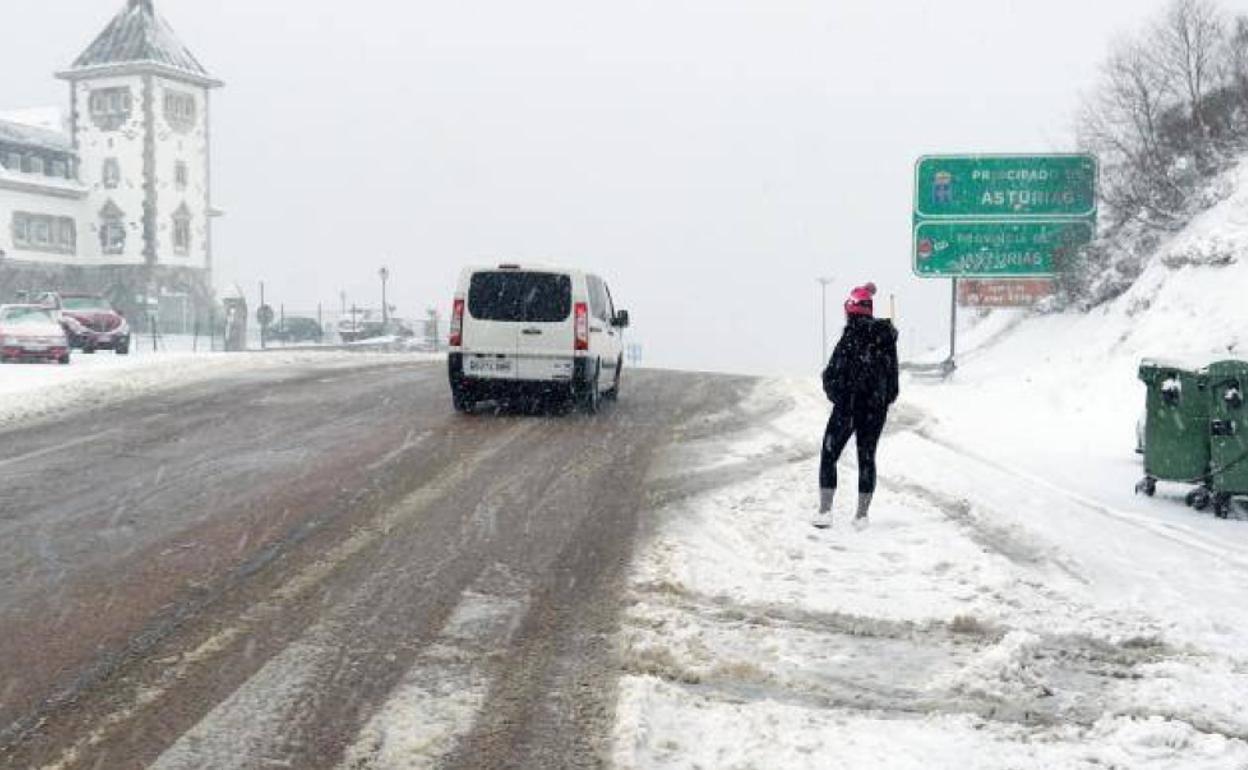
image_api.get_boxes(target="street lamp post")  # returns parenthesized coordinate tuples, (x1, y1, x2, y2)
(379, 266, 390, 329)
(817, 277, 835, 365)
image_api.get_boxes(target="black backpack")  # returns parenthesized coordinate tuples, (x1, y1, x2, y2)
(824, 319, 899, 408)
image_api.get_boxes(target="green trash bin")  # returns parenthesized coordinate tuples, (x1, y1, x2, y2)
(1137, 359, 1212, 505)
(1207, 359, 1248, 518)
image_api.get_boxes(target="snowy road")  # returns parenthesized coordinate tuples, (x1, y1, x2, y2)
(0, 359, 755, 769)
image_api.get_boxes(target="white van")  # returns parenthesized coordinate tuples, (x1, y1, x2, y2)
(448, 265, 630, 413)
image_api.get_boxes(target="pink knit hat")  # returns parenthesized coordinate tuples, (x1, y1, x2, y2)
(844, 283, 877, 317)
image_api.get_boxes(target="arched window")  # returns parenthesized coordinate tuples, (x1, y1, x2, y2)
(100, 200, 126, 255)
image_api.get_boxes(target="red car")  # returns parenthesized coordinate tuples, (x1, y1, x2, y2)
(37, 292, 131, 355)
(0, 305, 71, 364)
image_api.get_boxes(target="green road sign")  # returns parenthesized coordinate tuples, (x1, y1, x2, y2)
(915, 155, 1098, 219)
(913, 220, 1094, 278)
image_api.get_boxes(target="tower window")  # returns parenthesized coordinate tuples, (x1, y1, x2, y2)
(172, 204, 192, 256)
(103, 158, 121, 189)
(89, 87, 133, 131)
(164, 90, 197, 133)
(175, 161, 189, 189)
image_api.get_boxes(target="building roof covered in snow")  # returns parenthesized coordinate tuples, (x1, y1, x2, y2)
(59, 0, 221, 87)
(0, 118, 73, 154)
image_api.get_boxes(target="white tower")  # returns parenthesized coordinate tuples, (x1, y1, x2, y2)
(57, 0, 221, 299)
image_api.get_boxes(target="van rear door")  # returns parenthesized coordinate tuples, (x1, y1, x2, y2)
(464, 270, 576, 382)
(513, 272, 575, 382)
(464, 271, 522, 380)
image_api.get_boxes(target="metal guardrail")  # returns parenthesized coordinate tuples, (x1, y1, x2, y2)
(901, 359, 956, 380)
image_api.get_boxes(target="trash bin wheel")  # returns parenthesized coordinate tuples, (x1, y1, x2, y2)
(1186, 487, 1212, 511)
(1213, 493, 1233, 519)
(1136, 477, 1157, 497)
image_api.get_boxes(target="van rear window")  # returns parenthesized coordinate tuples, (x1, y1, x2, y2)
(468, 272, 572, 323)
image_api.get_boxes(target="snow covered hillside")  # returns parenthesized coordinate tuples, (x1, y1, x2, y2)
(612, 161, 1248, 768)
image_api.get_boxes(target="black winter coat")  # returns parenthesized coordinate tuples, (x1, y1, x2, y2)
(822, 317, 900, 410)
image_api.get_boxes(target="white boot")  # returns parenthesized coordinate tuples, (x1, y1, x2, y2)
(852, 493, 873, 531)
(812, 489, 834, 529)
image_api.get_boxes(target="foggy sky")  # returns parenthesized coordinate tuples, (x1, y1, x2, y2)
(6, 0, 1245, 375)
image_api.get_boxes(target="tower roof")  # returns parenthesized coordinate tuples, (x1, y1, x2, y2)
(60, 0, 221, 87)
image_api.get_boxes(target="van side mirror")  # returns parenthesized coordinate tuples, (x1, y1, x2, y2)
(613, 310, 630, 329)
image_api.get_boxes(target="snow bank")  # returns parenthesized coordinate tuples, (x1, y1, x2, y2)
(616, 376, 1248, 768)
(616, 676, 1248, 770)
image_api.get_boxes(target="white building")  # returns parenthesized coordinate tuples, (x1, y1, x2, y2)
(0, 0, 221, 327)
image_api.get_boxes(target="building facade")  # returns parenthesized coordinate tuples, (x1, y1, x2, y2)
(0, 0, 221, 328)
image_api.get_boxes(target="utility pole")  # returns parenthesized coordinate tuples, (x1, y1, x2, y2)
(816, 277, 835, 365)
(379, 266, 390, 329)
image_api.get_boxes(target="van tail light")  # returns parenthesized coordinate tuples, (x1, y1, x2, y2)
(574, 302, 590, 351)
(450, 299, 465, 347)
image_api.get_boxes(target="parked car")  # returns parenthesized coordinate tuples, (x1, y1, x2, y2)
(0, 305, 71, 364)
(36, 292, 130, 354)
(448, 264, 630, 413)
(269, 316, 324, 344)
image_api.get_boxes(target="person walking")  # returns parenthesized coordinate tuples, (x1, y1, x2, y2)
(813, 283, 899, 530)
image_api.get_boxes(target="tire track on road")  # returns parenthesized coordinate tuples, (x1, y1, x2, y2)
(31, 418, 538, 770)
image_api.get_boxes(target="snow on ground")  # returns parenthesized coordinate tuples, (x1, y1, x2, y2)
(615, 158, 1248, 770)
(0, 347, 441, 430)
(615, 378, 1248, 768)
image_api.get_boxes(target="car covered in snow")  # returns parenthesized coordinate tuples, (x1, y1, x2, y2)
(36, 292, 131, 354)
(0, 305, 71, 364)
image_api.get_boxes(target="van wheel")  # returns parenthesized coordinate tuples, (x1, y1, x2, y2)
(604, 357, 622, 401)
(452, 391, 475, 414)
(582, 363, 602, 415)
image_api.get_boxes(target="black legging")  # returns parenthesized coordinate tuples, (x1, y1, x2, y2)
(820, 401, 887, 494)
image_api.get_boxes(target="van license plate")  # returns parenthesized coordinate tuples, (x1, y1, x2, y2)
(467, 358, 513, 375)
